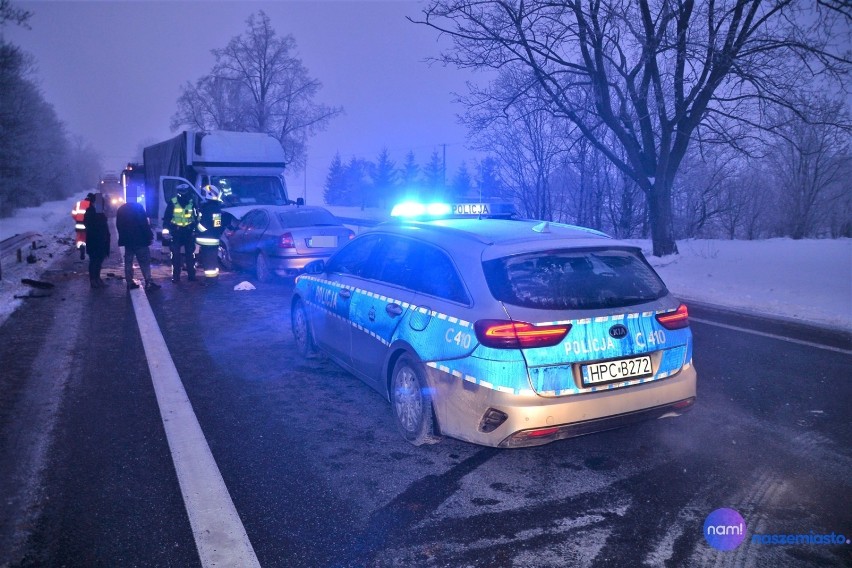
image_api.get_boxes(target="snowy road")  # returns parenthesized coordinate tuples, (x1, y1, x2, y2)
(0, 239, 849, 567)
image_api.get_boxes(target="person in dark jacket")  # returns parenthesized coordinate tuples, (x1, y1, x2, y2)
(196, 185, 224, 284)
(116, 201, 161, 291)
(162, 183, 198, 283)
(82, 193, 110, 288)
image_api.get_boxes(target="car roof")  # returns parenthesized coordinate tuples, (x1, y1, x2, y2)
(223, 204, 334, 219)
(254, 205, 331, 214)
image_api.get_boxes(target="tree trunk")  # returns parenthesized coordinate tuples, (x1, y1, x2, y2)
(648, 181, 679, 256)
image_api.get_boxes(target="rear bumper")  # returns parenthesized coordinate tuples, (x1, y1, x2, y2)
(269, 254, 327, 275)
(424, 363, 697, 448)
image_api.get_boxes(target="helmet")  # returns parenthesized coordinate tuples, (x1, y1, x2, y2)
(176, 183, 191, 194)
(202, 184, 221, 201)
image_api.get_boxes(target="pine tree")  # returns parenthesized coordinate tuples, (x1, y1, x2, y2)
(371, 148, 397, 208)
(323, 152, 346, 205)
(423, 150, 445, 196)
(452, 161, 473, 201)
(396, 151, 421, 200)
(476, 157, 503, 201)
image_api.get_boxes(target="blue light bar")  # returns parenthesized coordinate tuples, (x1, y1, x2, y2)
(391, 201, 452, 218)
(390, 201, 515, 219)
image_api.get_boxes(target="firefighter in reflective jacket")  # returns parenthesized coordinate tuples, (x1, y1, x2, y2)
(71, 193, 95, 260)
(162, 184, 198, 283)
(196, 185, 224, 282)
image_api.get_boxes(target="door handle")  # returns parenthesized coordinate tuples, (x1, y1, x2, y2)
(386, 303, 403, 317)
(339, 289, 351, 299)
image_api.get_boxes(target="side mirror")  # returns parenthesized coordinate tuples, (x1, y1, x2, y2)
(304, 259, 325, 275)
(296, 197, 305, 206)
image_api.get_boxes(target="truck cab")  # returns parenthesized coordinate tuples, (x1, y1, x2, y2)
(98, 173, 124, 216)
(144, 130, 292, 241)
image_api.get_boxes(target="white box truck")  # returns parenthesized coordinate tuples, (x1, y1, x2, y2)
(143, 130, 296, 240)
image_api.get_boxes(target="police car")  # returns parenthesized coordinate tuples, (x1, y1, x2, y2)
(290, 202, 696, 448)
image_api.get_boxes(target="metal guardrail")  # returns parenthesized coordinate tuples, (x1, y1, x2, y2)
(0, 231, 41, 280)
(0, 231, 41, 256)
(335, 217, 381, 227)
(335, 216, 382, 237)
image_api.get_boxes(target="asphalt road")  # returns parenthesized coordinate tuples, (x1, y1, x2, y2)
(0, 241, 849, 568)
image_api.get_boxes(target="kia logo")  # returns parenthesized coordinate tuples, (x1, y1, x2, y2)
(609, 324, 628, 339)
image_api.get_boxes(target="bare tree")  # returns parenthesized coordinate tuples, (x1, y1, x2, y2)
(171, 76, 250, 132)
(0, 41, 71, 211)
(769, 98, 851, 238)
(172, 11, 342, 171)
(414, 1, 850, 255)
(462, 75, 569, 220)
(673, 146, 739, 238)
(557, 135, 611, 229)
(0, 0, 31, 29)
(714, 167, 769, 239)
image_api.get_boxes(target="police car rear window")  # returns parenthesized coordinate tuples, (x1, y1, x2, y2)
(483, 248, 667, 310)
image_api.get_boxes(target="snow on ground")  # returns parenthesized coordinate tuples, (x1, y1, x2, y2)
(632, 238, 852, 331)
(0, 194, 87, 327)
(1, 196, 850, 331)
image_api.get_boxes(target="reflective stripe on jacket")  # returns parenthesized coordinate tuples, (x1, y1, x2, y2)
(72, 200, 90, 223)
(170, 197, 195, 227)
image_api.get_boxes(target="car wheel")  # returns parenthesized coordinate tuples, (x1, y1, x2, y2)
(291, 298, 317, 357)
(219, 243, 233, 270)
(391, 354, 440, 446)
(255, 251, 273, 283)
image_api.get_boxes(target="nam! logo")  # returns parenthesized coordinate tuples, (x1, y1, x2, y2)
(704, 508, 747, 551)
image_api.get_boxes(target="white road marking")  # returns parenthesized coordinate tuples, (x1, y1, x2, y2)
(130, 289, 261, 568)
(690, 317, 852, 355)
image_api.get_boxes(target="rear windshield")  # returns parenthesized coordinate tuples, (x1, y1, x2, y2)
(277, 209, 339, 228)
(483, 248, 667, 310)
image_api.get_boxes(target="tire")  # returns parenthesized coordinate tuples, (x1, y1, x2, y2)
(219, 243, 233, 270)
(255, 251, 273, 283)
(391, 354, 440, 446)
(291, 298, 316, 357)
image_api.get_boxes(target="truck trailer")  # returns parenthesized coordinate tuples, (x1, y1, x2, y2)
(142, 130, 292, 238)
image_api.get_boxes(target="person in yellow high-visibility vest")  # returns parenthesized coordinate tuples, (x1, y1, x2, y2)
(162, 184, 198, 283)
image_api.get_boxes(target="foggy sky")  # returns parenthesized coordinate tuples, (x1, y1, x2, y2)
(4, 1, 487, 203)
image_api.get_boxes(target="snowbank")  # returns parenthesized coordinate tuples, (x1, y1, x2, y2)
(630, 238, 851, 330)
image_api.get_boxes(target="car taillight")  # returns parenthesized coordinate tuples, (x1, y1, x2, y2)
(656, 304, 689, 329)
(279, 232, 295, 248)
(474, 320, 571, 349)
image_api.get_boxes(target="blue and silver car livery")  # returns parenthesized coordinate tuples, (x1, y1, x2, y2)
(291, 216, 696, 448)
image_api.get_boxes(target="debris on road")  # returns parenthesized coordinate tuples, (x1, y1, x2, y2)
(21, 279, 55, 290)
(13, 292, 51, 299)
